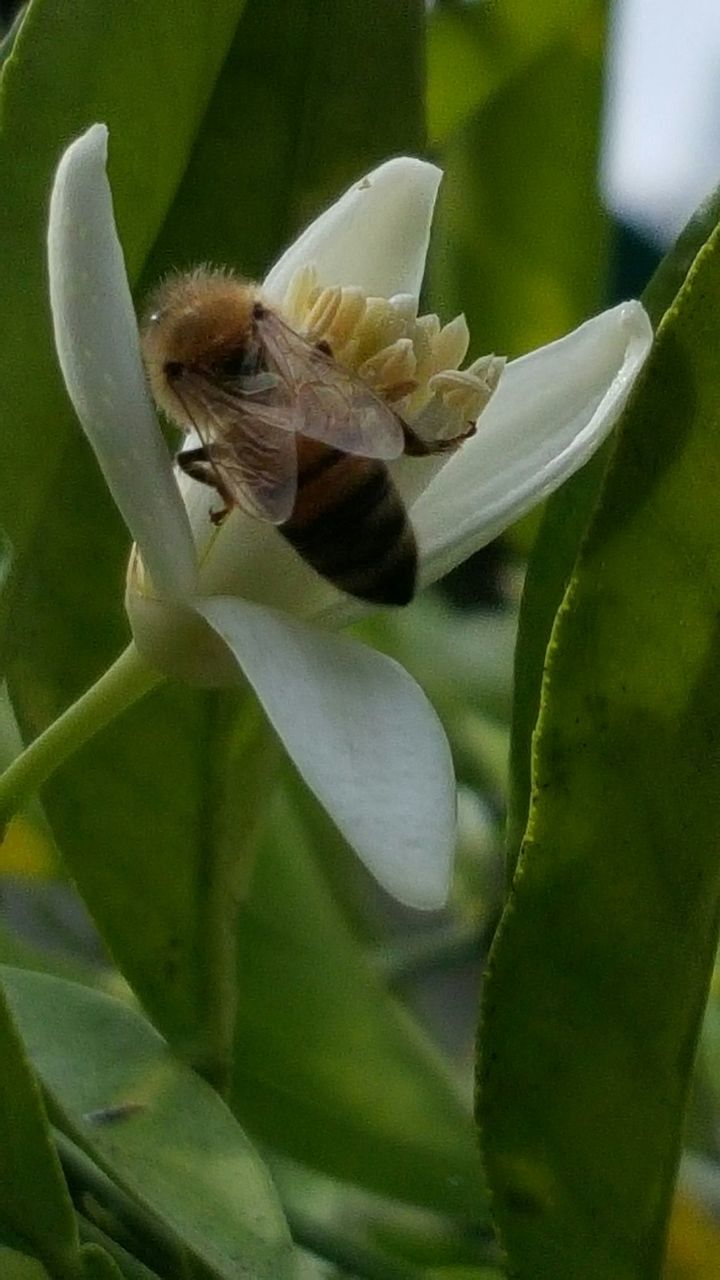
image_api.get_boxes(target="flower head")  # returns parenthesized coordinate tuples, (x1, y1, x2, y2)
(47, 124, 652, 909)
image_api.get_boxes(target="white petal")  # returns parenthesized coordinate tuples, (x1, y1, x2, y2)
(125, 585, 241, 686)
(411, 301, 653, 585)
(195, 597, 456, 909)
(48, 124, 197, 600)
(264, 158, 441, 304)
(196, 501, 344, 614)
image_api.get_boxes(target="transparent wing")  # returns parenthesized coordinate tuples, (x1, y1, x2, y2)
(172, 374, 298, 524)
(256, 310, 406, 460)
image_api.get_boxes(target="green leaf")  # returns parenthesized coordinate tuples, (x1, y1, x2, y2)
(231, 785, 486, 1217)
(144, 0, 425, 283)
(43, 687, 485, 1217)
(479, 191, 720, 1275)
(78, 1249, 124, 1280)
(0, 0, 245, 653)
(2, 966, 295, 1280)
(0, 1246, 50, 1280)
(505, 181, 720, 877)
(429, 2, 609, 360)
(43, 685, 274, 1091)
(0, 974, 80, 1277)
(78, 1230, 155, 1280)
(0, 916, 109, 989)
(503, 447, 611, 875)
(426, 0, 601, 146)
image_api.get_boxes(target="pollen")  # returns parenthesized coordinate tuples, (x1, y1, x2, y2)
(280, 264, 504, 442)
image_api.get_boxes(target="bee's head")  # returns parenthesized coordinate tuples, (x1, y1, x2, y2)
(140, 268, 263, 425)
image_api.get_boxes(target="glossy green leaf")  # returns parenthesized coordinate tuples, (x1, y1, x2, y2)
(503, 446, 611, 874)
(0, 0, 245, 653)
(480, 193, 720, 1276)
(429, 2, 608, 361)
(505, 181, 720, 877)
(2, 966, 295, 1280)
(231, 785, 485, 1217)
(0, 974, 80, 1276)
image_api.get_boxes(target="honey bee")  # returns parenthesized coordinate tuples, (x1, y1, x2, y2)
(141, 268, 473, 605)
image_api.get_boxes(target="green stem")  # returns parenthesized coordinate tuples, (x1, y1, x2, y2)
(0, 643, 161, 831)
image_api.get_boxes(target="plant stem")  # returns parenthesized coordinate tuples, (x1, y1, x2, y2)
(0, 642, 161, 832)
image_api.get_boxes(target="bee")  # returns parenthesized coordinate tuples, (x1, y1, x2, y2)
(141, 268, 473, 605)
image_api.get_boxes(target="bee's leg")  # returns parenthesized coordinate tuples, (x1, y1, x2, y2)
(401, 418, 476, 456)
(177, 446, 232, 525)
(177, 445, 215, 486)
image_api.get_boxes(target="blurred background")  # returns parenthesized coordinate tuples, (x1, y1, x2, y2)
(2, 2, 720, 1276)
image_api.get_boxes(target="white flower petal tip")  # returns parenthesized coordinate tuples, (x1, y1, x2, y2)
(264, 157, 443, 305)
(195, 597, 456, 910)
(412, 300, 654, 587)
(48, 124, 197, 601)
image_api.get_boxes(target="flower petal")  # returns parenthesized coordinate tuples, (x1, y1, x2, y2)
(48, 124, 197, 600)
(411, 301, 653, 585)
(263, 158, 441, 304)
(195, 596, 456, 909)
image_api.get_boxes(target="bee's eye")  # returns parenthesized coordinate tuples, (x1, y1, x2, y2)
(165, 361, 184, 380)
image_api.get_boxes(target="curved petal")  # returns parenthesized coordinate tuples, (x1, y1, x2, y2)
(48, 124, 197, 600)
(411, 301, 653, 586)
(263, 158, 441, 304)
(195, 500, 344, 614)
(125, 582, 241, 686)
(195, 596, 456, 909)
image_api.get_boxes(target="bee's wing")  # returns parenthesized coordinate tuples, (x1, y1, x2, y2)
(172, 374, 298, 524)
(256, 311, 406, 460)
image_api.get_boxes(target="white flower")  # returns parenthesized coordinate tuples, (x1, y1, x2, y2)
(47, 124, 652, 910)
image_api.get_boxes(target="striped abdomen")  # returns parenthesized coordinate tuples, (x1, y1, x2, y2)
(280, 439, 417, 605)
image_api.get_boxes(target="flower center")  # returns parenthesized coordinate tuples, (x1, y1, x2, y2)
(279, 264, 505, 442)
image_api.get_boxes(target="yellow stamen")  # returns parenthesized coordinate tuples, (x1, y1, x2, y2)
(279, 264, 504, 443)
